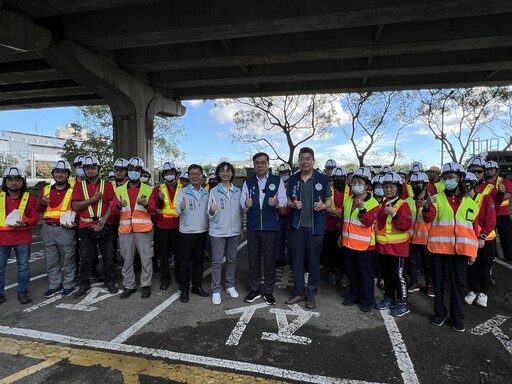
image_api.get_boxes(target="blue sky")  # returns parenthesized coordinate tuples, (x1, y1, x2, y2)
(0, 98, 502, 170)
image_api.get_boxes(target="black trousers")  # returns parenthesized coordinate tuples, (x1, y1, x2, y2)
(468, 239, 495, 294)
(179, 232, 207, 293)
(324, 230, 344, 274)
(247, 230, 278, 295)
(496, 214, 512, 262)
(78, 225, 115, 290)
(344, 247, 375, 307)
(379, 253, 408, 304)
(155, 227, 180, 284)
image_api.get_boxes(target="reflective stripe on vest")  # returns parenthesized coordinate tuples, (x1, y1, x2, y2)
(427, 193, 478, 258)
(341, 196, 379, 251)
(474, 193, 496, 241)
(42, 185, 73, 219)
(375, 200, 409, 245)
(116, 183, 154, 233)
(158, 183, 181, 218)
(0, 191, 29, 230)
(406, 197, 431, 245)
(497, 177, 509, 207)
(80, 179, 105, 222)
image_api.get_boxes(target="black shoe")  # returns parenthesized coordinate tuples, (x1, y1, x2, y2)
(431, 315, 448, 327)
(159, 282, 169, 290)
(74, 287, 90, 299)
(119, 288, 136, 299)
(17, 292, 32, 305)
(180, 292, 189, 303)
(0, 293, 5, 304)
(284, 295, 305, 305)
(264, 294, 276, 305)
(306, 295, 316, 309)
(244, 291, 262, 303)
(141, 287, 151, 299)
(191, 286, 209, 297)
(360, 305, 373, 312)
(343, 297, 356, 306)
(105, 283, 118, 294)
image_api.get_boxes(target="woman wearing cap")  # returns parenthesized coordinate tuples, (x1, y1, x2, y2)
(341, 167, 380, 312)
(208, 162, 243, 305)
(464, 172, 496, 308)
(374, 172, 412, 318)
(423, 162, 479, 332)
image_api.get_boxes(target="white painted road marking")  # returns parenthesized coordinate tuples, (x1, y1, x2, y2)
(470, 315, 512, 355)
(225, 302, 269, 346)
(57, 287, 119, 311)
(262, 304, 320, 345)
(0, 326, 386, 384)
(379, 310, 420, 384)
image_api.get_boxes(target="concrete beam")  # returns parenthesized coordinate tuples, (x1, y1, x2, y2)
(0, 8, 52, 51)
(43, 40, 185, 171)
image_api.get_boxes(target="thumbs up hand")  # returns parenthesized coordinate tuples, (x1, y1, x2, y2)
(384, 202, 395, 216)
(136, 195, 147, 206)
(314, 196, 325, 211)
(158, 191, 165, 201)
(119, 198, 128, 207)
(292, 195, 302, 210)
(498, 182, 506, 193)
(210, 196, 218, 214)
(245, 192, 253, 208)
(268, 192, 278, 207)
(180, 196, 186, 210)
(41, 194, 51, 207)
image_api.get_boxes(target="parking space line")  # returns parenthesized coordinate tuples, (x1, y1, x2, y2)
(379, 310, 419, 384)
(5, 273, 48, 291)
(495, 259, 512, 270)
(0, 357, 62, 384)
(0, 326, 384, 384)
(111, 240, 248, 344)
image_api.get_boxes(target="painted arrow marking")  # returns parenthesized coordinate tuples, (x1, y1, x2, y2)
(470, 315, 512, 355)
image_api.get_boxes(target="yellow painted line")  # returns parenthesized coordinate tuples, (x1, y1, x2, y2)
(0, 357, 61, 383)
(0, 337, 288, 384)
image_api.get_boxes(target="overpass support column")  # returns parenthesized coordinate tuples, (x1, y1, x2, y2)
(43, 40, 186, 171)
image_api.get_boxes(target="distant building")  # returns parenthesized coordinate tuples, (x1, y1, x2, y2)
(0, 130, 81, 177)
(56, 123, 87, 140)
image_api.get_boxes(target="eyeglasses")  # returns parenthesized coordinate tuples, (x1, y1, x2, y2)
(188, 172, 202, 177)
(220, 170, 232, 174)
(471, 169, 484, 174)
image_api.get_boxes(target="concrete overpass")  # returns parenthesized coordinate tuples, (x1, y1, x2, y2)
(1, 0, 512, 167)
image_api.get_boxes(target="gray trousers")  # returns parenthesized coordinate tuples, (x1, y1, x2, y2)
(247, 230, 278, 295)
(210, 235, 239, 294)
(119, 230, 154, 289)
(41, 223, 76, 290)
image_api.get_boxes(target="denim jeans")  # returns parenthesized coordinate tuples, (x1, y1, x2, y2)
(0, 243, 31, 294)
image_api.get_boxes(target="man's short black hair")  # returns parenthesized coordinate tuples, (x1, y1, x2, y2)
(252, 152, 270, 162)
(299, 147, 315, 159)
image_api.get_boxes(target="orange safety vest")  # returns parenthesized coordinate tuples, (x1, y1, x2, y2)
(42, 185, 73, 220)
(342, 195, 379, 251)
(406, 196, 431, 245)
(116, 183, 154, 234)
(158, 182, 181, 218)
(427, 193, 479, 258)
(375, 200, 409, 245)
(474, 193, 496, 241)
(0, 191, 29, 230)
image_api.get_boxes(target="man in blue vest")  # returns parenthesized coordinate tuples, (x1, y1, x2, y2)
(240, 152, 287, 305)
(285, 147, 331, 309)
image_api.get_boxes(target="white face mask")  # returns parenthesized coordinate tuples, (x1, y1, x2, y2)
(352, 185, 365, 195)
(164, 174, 176, 182)
(140, 176, 149, 183)
(76, 168, 85, 177)
(374, 188, 384, 197)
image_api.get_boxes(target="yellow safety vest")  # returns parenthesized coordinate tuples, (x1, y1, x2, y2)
(0, 191, 30, 230)
(375, 200, 410, 245)
(158, 182, 181, 218)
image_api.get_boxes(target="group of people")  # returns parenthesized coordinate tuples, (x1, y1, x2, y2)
(0, 148, 510, 333)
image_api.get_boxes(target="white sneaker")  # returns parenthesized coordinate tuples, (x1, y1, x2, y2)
(464, 291, 477, 305)
(225, 287, 239, 298)
(212, 293, 221, 305)
(476, 293, 488, 307)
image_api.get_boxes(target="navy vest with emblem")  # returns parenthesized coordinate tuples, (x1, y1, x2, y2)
(245, 173, 280, 231)
(287, 170, 329, 235)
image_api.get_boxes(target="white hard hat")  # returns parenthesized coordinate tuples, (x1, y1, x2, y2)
(485, 160, 499, 170)
(380, 165, 392, 174)
(371, 174, 384, 185)
(465, 172, 478, 184)
(52, 159, 71, 173)
(441, 162, 465, 177)
(113, 158, 129, 169)
(73, 155, 85, 166)
(128, 157, 144, 169)
(468, 157, 486, 169)
(331, 166, 347, 177)
(409, 161, 424, 173)
(180, 171, 189, 180)
(108, 171, 115, 178)
(325, 159, 337, 168)
(352, 167, 372, 183)
(162, 161, 177, 172)
(278, 163, 292, 173)
(82, 155, 100, 167)
(409, 172, 429, 184)
(382, 172, 403, 185)
(3, 166, 26, 179)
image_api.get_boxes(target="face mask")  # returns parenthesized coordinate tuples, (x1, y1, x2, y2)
(281, 175, 290, 182)
(164, 175, 176, 182)
(374, 188, 384, 197)
(443, 179, 459, 191)
(333, 179, 345, 192)
(128, 171, 141, 181)
(352, 185, 365, 195)
(140, 176, 149, 183)
(76, 168, 85, 177)
(412, 185, 424, 195)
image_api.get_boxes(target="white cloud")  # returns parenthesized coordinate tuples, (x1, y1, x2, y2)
(184, 100, 205, 108)
(414, 128, 432, 136)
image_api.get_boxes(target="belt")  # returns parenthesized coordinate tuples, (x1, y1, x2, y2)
(47, 222, 61, 227)
(80, 216, 103, 222)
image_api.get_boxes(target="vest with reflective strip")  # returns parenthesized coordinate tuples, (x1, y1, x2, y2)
(80, 180, 105, 222)
(474, 193, 496, 241)
(158, 183, 181, 218)
(406, 197, 431, 245)
(42, 185, 73, 219)
(375, 200, 409, 245)
(342, 196, 379, 251)
(0, 191, 29, 230)
(116, 183, 154, 233)
(497, 177, 509, 207)
(69, 177, 77, 188)
(427, 193, 478, 258)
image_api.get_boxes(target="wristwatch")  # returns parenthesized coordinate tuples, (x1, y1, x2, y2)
(479, 234, 487, 240)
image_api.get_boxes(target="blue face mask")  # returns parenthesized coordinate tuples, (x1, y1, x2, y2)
(128, 171, 141, 181)
(352, 185, 365, 195)
(76, 168, 85, 177)
(443, 178, 459, 191)
(374, 188, 384, 197)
